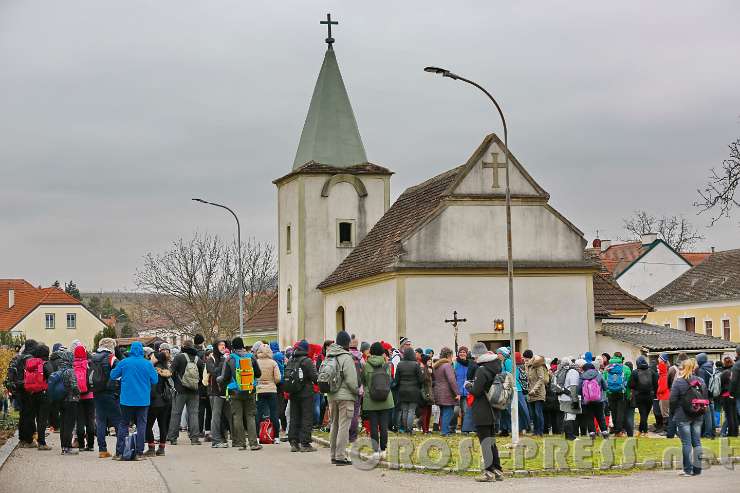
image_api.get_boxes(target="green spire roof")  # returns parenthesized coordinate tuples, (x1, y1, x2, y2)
(292, 47, 367, 170)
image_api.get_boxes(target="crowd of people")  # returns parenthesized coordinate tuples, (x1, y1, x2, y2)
(3, 331, 739, 482)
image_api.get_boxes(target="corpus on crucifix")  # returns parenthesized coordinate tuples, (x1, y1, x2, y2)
(444, 310, 467, 354)
(482, 151, 507, 189)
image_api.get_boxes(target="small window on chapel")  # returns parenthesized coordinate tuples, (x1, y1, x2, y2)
(286, 224, 292, 254)
(286, 286, 292, 314)
(337, 220, 354, 248)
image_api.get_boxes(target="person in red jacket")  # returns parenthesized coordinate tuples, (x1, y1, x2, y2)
(656, 353, 671, 433)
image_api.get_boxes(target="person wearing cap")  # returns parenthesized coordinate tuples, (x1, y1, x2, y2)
(326, 331, 359, 465)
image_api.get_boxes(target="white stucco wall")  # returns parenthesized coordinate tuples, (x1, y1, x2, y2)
(403, 204, 585, 263)
(616, 242, 691, 300)
(277, 178, 300, 348)
(323, 279, 397, 344)
(17, 305, 106, 349)
(454, 141, 539, 196)
(403, 275, 593, 357)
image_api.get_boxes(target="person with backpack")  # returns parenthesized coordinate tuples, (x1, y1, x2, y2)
(718, 355, 737, 437)
(144, 351, 173, 456)
(47, 343, 66, 433)
(166, 339, 204, 445)
(513, 352, 531, 434)
(13, 339, 40, 448)
(270, 341, 287, 440)
(73, 345, 94, 452)
(556, 356, 582, 440)
(580, 362, 608, 439)
(526, 355, 548, 437)
(207, 340, 229, 448)
(629, 355, 658, 436)
(362, 342, 394, 459)
(323, 331, 359, 466)
(391, 347, 421, 436)
(604, 355, 629, 437)
(219, 337, 262, 451)
(53, 350, 81, 455)
(543, 358, 563, 435)
(21, 342, 53, 450)
(255, 343, 281, 445)
(285, 340, 318, 452)
(433, 347, 459, 437)
(669, 358, 709, 477)
(90, 338, 121, 458)
(695, 353, 717, 438)
(466, 348, 504, 482)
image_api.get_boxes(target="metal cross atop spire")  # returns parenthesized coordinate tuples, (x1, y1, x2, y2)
(320, 13, 338, 47)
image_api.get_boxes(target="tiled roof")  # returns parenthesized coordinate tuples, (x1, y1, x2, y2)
(646, 248, 740, 306)
(115, 336, 165, 347)
(245, 294, 278, 332)
(681, 252, 712, 266)
(597, 322, 736, 352)
(273, 161, 392, 185)
(318, 165, 465, 289)
(0, 280, 83, 331)
(592, 274, 653, 315)
(598, 242, 645, 276)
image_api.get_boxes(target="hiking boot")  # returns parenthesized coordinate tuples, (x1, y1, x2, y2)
(273, 438, 280, 445)
(334, 458, 352, 466)
(37, 444, 52, 451)
(63, 448, 79, 455)
(250, 445, 263, 451)
(290, 444, 300, 452)
(475, 471, 495, 482)
(300, 445, 317, 453)
(111, 455, 122, 461)
(169, 439, 177, 445)
(99, 451, 112, 458)
(19, 441, 37, 448)
(601, 432, 610, 439)
(493, 469, 505, 481)
(204, 434, 212, 442)
(144, 448, 156, 457)
(156, 447, 166, 456)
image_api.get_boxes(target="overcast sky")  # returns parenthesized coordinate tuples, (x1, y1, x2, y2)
(2, 1, 739, 292)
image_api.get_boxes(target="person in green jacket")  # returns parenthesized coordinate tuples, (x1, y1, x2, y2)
(602, 353, 631, 437)
(362, 342, 395, 459)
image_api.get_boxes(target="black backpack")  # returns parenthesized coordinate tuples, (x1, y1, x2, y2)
(369, 363, 391, 402)
(283, 357, 306, 394)
(88, 352, 113, 393)
(681, 378, 710, 418)
(636, 369, 653, 393)
(4, 355, 21, 393)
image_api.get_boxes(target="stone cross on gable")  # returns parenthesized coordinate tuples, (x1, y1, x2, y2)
(482, 151, 507, 189)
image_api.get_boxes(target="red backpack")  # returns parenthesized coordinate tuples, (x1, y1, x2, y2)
(24, 358, 47, 393)
(73, 359, 89, 394)
(258, 418, 275, 444)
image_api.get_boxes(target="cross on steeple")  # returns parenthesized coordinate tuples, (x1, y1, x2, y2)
(320, 13, 338, 47)
(482, 151, 507, 189)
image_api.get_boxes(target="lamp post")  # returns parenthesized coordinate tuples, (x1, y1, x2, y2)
(192, 198, 244, 338)
(423, 66, 518, 444)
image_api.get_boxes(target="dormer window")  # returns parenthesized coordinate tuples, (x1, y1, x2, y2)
(337, 219, 355, 248)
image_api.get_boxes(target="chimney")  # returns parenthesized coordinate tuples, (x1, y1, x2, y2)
(641, 233, 658, 245)
(711, 246, 715, 253)
(8, 289, 14, 309)
(600, 240, 612, 252)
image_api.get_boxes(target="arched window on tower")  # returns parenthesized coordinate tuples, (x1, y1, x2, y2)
(336, 306, 345, 331)
(286, 286, 292, 313)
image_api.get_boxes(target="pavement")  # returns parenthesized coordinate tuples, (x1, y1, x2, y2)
(1, 430, 738, 492)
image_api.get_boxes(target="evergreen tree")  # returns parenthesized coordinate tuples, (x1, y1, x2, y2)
(87, 296, 101, 317)
(64, 280, 81, 301)
(52, 280, 61, 288)
(93, 325, 117, 349)
(101, 297, 115, 317)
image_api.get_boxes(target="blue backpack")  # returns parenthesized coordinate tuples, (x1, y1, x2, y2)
(47, 370, 66, 402)
(606, 364, 625, 393)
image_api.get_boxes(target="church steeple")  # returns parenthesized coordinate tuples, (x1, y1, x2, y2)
(292, 14, 367, 170)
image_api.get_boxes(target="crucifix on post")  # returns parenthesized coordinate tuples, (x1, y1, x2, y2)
(482, 151, 507, 189)
(444, 310, 467, 354)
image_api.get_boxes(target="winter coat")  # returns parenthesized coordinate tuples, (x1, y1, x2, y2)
(394, 349, 423, 404)
(325, 344, 359, 402)
(579, 368, 607, 398)
(269, 342, 285, 380)
(362, 355, 395, 411)
(109, 342, 158, 407)
(49, 351, 64, 373)
(731, 358, 740, 399)
(73, 347, 93, 400)
(432, 358, 459, 406)
(256, 345, 281, 394)
(453, 357, 470, 397)
(669, 376, 707, 423)
(288, 348, 318, 399)
(150, 364, 173, 408)
(219, 349, 262, 399)
(170, 346, 204, 394)
(695, 356, 715, 387)
(206, 352, 225, 397)
(559, 364, 582, 414)
(57, 352, 81, 403)
(469, 353, 502, 426)
(526, 355, 548, 402)
(657, 360, 670, 400)
(630, 361, 658, 401)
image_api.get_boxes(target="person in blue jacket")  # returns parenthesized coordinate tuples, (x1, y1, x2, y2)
(110, 341, 158, 460)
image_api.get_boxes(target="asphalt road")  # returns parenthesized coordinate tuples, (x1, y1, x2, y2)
(1, 431, 737, 492)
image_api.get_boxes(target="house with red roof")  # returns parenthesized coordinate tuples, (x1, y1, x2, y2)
(0, 279, 106, 348)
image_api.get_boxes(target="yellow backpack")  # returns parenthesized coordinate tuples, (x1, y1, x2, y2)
(228, 353, 255, 392)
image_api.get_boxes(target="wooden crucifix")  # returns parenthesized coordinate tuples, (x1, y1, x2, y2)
(482, 151, 507, 189)
(444, 310, 467, 354)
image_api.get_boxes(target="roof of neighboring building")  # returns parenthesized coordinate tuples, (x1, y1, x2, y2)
(592, 274, 653, 316)
(0, 280, 86, 331)
(646, 248, 740, 306)
(681, 252, 713, 266)
(589, 240, 709, 278)
(245, 294, 278, 332)
(597, 322, 736, 352)
(115, 336, 165, 348)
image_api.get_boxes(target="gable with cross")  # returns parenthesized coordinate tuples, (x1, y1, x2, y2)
(482, 150, 507, 189)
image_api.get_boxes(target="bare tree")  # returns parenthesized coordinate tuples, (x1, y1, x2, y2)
(622, 210, 705, 251)
(696, 138, 740, 224)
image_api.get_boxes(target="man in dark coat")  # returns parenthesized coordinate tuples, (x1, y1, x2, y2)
(287, 339, 318, 452)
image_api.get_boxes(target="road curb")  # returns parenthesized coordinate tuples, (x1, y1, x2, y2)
(0, 431, 19, 472)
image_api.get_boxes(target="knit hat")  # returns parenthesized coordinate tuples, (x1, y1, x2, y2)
(659, 352, 669, 362)
(470, 342, 488, 359)
(144, 347, 154, 358)
(515, 351, 524, 365)
(159, 343, 171, 352)
(360, 341, 370, 352)
(399, 336, 411, 347)
(584, 351, 594, 363)
(582, 362, 595, 371)
(73, 345, 87, 359)
(70, 339, 82, 350)
(349, 334, 359, 349)
(439, 346, 453, 359)
(380, 341, 392, 352)
(574, 358, 586, 368)
(523, 349, 534, 359)
(496, 347, 511, 358)
(424, 348, 434, 356)
(97, 337, 116, 353)
(182, 339, 194, 349)
(297, 339, 309, 352)
(370, 342, 385, 356)
(52, 343, 65, 353)
(458, 346, 469, 355)
(696, 352, 708, 364)
(194, 334, 205, 345)
(155, 352, 167, 365)
(232, 337, 245, 350)
(336, 331, 351, 349)
(252, 341, 263, 354)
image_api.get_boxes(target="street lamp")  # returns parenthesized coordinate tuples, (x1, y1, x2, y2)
(192, 198, 244, 338)
(424, 66, 519, 444)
